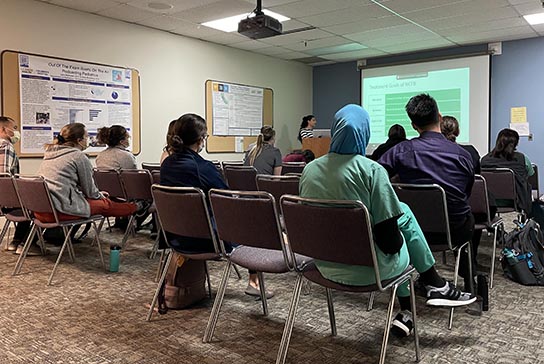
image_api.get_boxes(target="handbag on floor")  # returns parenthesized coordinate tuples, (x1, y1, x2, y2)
(158, 252, 207, 312)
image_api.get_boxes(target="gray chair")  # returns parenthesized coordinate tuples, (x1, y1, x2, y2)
(277, 195, 419, 364)
(281, 162, 305, 175)
(223, 165, 258, 191)
(203, 189, 297, 343)
(469, 175, 504, 289)
(0, 173, 30, 250)
(13, 175, 105, 285)
(481, 168, 518, 214)
(146, 185, 221, 321)
(392, 183, 473, 329)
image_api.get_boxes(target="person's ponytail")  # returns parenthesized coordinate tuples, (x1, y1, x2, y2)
(248, 133, 264, 165)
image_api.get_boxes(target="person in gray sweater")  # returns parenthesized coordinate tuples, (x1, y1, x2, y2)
(35, 123, 138, 222)
(95, 125, 137, 170)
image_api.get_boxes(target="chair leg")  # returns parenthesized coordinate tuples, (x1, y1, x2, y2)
(0, 220, 11, 250)
(257, 271, 269, 317)
(379, 283, 398, 364)
(325, 288, 337, 336)
(36, 227, 47, 255)
(62, 226, 75, 263)
(467, 242, 475, 295)
(442, 251, 447, 265)
(204, 261, 213, 298)
(146, 250, 172, 322)
(275, 274, 304, 364)
(367, 292, 375, 311)
(149, 226, 161, 259)
(154, 249, 166, 283)
(232, 264, 242, 279)
(409, 274, 421, 362)
(13, 224, 37, 275)
(449, 247, 463, 330)
(203, 261, 232, 343)
(490, 224, 500, 289)
(48, 226, 75, 286)
(92, 219, 105, 269)
(120, 215, 136, 250)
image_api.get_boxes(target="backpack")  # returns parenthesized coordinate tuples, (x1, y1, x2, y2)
(158, 252, 207, 313)
(501, 219, 544, 285)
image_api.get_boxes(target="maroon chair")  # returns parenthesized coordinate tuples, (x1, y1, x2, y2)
(92, 169, 126, 200)
(469, 175, 504, 288)
(13, 175, 105, 286)
(141, 162, 161, 173)
(223, 166, 258, 191)
(151, 170, 161, 185)
(280, 162, 305, 175)
(255, 174, 300, 203)
(203, 189, 301, 343)
(0, 173, 30, 250)
(146, 185, 222, 321)
(481, 168, 518, 214)
(277, 195, 419, 364)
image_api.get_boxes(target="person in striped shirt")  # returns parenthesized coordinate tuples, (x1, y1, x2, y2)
(297, 114, 317, 142)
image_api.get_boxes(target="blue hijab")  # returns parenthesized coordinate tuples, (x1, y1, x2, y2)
(329, 104, 370, 155)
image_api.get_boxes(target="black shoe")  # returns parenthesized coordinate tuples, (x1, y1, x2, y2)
(477, 274, 489, 311)
(7, 239, 21, 251)
(391, 310, 413, 338)
(426, 282, 477, 307)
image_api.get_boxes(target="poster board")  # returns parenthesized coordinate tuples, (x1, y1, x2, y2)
(205, 79, 273, 153)
(1, 50, 141, 157)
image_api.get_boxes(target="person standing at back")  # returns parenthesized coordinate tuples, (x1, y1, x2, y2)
(298, 115, 317, 142)
(379, 94, 476, 291)
(95, 125, 137, 170)
(243, 126, 282, 175)
(0, 116, 32, 253)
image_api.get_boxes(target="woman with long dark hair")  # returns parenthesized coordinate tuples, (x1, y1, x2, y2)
(95, 125, 137, 170)
(297, 114, 316, 142)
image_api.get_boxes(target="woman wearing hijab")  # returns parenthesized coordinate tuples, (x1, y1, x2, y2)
(299, 104, 475, 338)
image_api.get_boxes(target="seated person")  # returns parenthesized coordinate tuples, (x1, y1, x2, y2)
(379, 94, 476, 291)
(370, 124, 407, 161)
(160, 119, 176, 164)
(300, 104, 475, 337)
(35, 123, 140, 223)
(482, 128, 544, 226)
(243, 126, 282, 175)
(283, 149, 315, 164)
(441, 116, 481, 173)
(95, 125, 137, 170)
(160, 114, 271, 297)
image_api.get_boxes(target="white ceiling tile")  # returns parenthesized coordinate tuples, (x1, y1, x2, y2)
(446, 25, 537, 43)
(258, 0, 301, 6)
(137, 14, 193, 31)
(97, 4, 158, 22)
(199, 31, 248, 44)
(281, 19, 312, 32)
(323, 16, 409, 35)
(377, 38, 456, 54)
(533, 24, 544, 32)
(514, 2, 544, 15)
(421, 7, 525, 31)
(403, 0, 514, 22)
(229, 39, 273, 50)
(48, 0, 121, 13)
(126, 0, 224, 14)
(320, 48, 388, 61)
(439, 17, 529, 37)
(299, 4, 392, 27)
(382, 0, 471, 14)
(269, 0, 373, 18)
(507, 0, 537, 4)
(305, 43, 367, 56)
(275, 51, 312, 59)
(258, 28, 332, 46)
(170, 0, 255, 23)
(344, 24, 439, 46)
(281, 36, 351, 51)
(253, 46, 293, 55)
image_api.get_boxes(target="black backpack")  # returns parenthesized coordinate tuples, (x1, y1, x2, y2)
(501, 219, 544, 285)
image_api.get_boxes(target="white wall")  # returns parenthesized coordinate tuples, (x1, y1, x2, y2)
(0, 0, 312, 173)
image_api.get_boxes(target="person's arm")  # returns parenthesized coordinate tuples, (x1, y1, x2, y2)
(128, 152, 138, 169)
(374, 216, 403, 255)
(377, 148, 397, 178)
(0, 143, 12, 174)
(524, 154, 535, 177)
(273, 148, 282, 176)
(76, 154, 102, 199)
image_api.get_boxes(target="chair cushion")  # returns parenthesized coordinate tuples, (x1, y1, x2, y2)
(229, 246, 291, 274)
(301, 261, 413, 293)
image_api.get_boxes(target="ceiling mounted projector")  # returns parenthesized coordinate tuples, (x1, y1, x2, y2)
(238, 0, 282, 39)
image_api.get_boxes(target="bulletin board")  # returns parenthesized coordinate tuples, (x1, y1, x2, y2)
(1, 50, 141, 157)
(205, 79, 273, 153)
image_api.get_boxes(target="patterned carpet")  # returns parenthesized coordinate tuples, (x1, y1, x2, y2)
(0, 215, 543, 364)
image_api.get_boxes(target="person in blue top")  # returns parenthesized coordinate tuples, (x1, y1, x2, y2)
(160, 113, 270, 298)
(300, 104, 475, 338)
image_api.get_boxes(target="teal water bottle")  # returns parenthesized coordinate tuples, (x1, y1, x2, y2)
(109, 245, 121, 272)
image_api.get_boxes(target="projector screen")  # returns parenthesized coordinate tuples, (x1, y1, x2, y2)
(361, 55, 490, 155)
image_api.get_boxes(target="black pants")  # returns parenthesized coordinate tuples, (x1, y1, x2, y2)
(450, 213, 476, 289)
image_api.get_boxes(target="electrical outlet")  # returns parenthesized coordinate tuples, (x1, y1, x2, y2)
(528, 133, 533, 141)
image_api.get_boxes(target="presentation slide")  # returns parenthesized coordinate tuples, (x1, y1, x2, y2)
(362, 55, 490, 155)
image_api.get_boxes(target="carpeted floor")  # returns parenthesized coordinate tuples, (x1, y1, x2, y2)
(0, 215, 543, 364)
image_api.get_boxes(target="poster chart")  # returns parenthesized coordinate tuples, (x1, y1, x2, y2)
(18, 54, 133, 154)
(211, 81, 264, 136)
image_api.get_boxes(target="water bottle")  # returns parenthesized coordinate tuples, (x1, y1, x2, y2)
(109, 245, 121, 272)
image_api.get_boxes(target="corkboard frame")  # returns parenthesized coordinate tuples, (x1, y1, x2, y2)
(205, 79, 273, 153)
(1, 50, 141, 157)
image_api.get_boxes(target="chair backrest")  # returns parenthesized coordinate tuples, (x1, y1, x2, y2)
(281, 162, 305, 175)
(280, 195, 376, 269)
(223, 166, 258, 191)
(211, 160, 222, 172)
(15, 175, 58, 222)
(141, 162, 161, 173)
(151, 185, 219, 252)
(481, 168, 517, 212)
(120, 169, 153, 201)
(392, 183, 452, 251)
(468, 175, 491, 224)
(209, 189, 286, 255)
(256, 174, 300, 203)
(0, 173, 22, 209)
(151, 170, 161, 185)
(93, 169, 126, 199)
(220, 161, 243, 170)
(528, 164, 539, 200)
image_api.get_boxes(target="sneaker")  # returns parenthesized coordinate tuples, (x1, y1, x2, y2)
(134, 201, 150, 218)
(477, 274, 489, 312)
(426, 282, 477, 307)
(15, 243, 44, 256)
(7, 239, 21, 251)
(244, 284, 274, 299)
(391, 310, 413, 338)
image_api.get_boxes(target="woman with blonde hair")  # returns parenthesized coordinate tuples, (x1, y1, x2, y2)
(243, 125, 282, 175)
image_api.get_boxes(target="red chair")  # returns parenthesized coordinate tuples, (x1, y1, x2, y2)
(0, 173, 30, 250)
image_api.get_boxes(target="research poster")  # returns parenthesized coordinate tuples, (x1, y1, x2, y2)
(18, 54, 133, 154)
(211, 82, 263, 136)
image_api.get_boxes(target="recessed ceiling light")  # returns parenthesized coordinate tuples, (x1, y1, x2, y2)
(202, 10, 290, 33)
(524, 12, 544, 25)
(147, 2, 173, 11)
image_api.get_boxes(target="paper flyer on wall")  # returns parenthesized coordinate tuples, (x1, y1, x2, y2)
(211, 82, 263, 136)
(17, 54, 133, 154)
